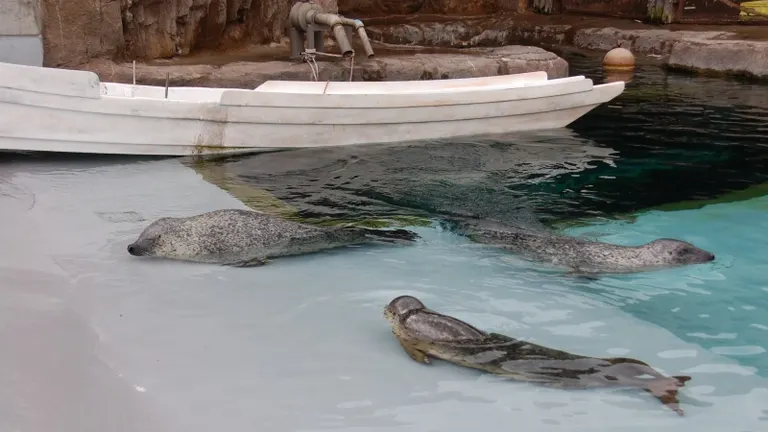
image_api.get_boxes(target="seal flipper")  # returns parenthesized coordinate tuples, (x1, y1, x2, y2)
(565, 268, 601, 281)
(398, 341, 430, 364)
(643, 375, 691, 416)
(359, 228, 421, 244)
(225, 256, 269, 267)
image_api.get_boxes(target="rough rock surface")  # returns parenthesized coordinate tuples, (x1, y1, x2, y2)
(668, 39, 768, 79)
(337, 0, 522, 16)
(41, 0, 338, 67)
(367, 19, 768, 79)
(81, 45, 568, 88)
(366, 19, 572, 48)
(42, 0, 125, 67)
(573, 28, 736, 56)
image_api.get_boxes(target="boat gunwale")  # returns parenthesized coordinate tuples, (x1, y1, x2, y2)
(0, 81, 625, 124)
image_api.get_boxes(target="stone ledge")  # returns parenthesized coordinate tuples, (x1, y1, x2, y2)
(80, 46, 568, 88)
(667, 39, 768, 80)
(572, 28, 736, 56)
(578, 28, 768, 80)
(367, 19, 768, 80)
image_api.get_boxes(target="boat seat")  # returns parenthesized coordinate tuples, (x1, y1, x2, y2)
(252, 71, 550, 96)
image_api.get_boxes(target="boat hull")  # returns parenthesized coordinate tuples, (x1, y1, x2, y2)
(0, 62, 625, 157)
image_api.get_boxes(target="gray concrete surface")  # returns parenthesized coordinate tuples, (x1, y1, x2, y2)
(0, 35, 43, 66)
(0, 0, 42, 35)
(0, 0, 43, 66)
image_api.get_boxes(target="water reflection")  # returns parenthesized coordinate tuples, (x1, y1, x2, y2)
(554, 55, 768, 222)
(190, 54, 768, 229)
(187, 129, 618, 228)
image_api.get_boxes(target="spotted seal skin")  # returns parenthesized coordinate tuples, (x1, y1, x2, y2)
(127, 209, 420, 266)
(384, 295, 692, 416)
(448, 219, 714, 275)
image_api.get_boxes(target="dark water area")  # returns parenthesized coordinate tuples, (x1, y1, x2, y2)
(194, 52, 768, 228)
(547, 53, 768, 221)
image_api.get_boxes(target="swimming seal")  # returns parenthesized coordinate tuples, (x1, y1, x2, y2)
(127, 209, 420, 266)
(384, 295, 692, 416)
(447, 218, 714, 275)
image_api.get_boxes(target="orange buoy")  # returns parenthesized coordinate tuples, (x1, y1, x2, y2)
(603, 47, 636, 71)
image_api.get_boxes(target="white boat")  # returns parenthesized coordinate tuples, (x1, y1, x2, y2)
(0, 61, 625, 157)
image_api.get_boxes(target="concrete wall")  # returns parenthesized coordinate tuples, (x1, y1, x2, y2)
(0, 0, 43, 66)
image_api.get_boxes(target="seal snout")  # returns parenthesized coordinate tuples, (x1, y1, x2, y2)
(127, 242, 142, 256)
(686, 246, 715, 263)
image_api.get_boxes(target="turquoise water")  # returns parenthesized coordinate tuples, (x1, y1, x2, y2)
(2, 57, 768, 430)
(2, 156, 767, 432)
(564, 197, 768, 376)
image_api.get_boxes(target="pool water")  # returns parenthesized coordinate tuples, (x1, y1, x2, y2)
(564, 198, 768, 375)
(2, 56, 768, 431)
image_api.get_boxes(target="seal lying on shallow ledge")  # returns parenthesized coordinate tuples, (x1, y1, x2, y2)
(444, 218, 715, 275)
(127, 209, 420, 267)
(384, 295, 692, 416)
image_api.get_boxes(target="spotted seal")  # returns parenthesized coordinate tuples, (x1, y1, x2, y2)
(384, 295, 692, 416)
(126, 209, 420, 266)
(446, 218, 714, 275)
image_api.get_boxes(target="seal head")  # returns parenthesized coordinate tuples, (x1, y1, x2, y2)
(127, 217, 185, 258)
(639, 238, 715, 266)
(384, 295, 487, 341)
(384, 295, 426, 322)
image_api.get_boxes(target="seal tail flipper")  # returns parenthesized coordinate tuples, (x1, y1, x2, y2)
(224, 256, 269, 267)
(643, 375, 691, 416)
(565, 269, 602, 281)
(358, 228, 421, 244)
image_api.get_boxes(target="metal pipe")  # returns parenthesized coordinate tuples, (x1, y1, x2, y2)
(288, 3, 373, 59)
(309, 11, 354, 58)
(306, 23, 316, 50)
(288, 26, 304, 59)
(313, 29, 325, 54)
(338, 17, 375, 58)
(355, 26, 375, 59)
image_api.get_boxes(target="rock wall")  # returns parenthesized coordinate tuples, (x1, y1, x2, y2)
(337, 0, 523, 16)
(42, 0, 338, 67)
(42, 0, 125, 67)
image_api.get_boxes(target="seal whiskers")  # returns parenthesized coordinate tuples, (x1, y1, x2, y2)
(384, 295, 692, 416)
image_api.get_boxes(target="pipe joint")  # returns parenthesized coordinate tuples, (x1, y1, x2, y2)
(288, 2, 374, 59)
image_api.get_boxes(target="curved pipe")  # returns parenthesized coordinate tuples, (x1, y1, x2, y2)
(338, 17, 375, 59)
(308, 11, 354, 58)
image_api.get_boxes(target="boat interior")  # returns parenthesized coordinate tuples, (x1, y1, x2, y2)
(97, 71, 587, 102)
